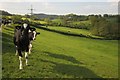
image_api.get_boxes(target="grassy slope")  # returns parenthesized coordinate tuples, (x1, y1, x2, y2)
(46, 26, 90, 35)
(52, 19, 91, 23)
(42, 26, 103, 39)
(52, 19, 62, 23)
(2, 25, 118, 78)
(52, 19, 91, 27)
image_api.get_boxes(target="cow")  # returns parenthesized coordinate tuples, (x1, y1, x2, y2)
(2, 19, 12, 26)
(14, 23, 40, 69)
(13, 23, 31, 69)
(28, 27, 40, 54)
(15, 27, 40, 55)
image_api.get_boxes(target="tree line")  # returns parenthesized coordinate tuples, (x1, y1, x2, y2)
(89, 15, 119, 39)
(43, 14, 119, 39)
(2, 12, 119, 40)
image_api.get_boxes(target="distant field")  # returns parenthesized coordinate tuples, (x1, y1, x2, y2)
(39, 21, 47, 24)
(2, 25, 118, 78)
(41, 26, 103, 39)
(45, 26, 90, 35)
(52, 19, 62, 23)
(52, 19, 91, 26)
(72, 20, 91, 25)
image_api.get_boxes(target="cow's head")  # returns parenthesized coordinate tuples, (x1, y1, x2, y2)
(29, 28, 40, 40)
(14, 26, 22, 42)
(23, 23, 30, 30)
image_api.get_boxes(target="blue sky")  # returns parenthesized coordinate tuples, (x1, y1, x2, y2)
(0, 0, 119, 15)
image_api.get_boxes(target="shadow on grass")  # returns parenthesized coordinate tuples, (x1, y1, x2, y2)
(4, 27, 14, 32)
(44, 51, 81, 64)
(4, 27, 14, 35)
(40, 59, 102, 78)
(2, 32, 15, 54)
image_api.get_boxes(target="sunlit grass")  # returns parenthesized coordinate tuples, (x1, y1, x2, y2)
(2, 25, 118, 78)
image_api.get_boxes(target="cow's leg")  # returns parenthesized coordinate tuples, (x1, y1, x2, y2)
(18, 49, 23, 69)
(19, 56, 23, 69)
(25, 52, 28, 65)
(16, 50, 18, 55)
(29, 43, 32, 54)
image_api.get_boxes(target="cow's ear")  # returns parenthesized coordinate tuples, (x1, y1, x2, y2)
(33, 28, 36, 31)
(29, 27, 32, 30)
(37, 32, 40, 35)
(29, 28, 33, 31)
(30, 28, 36, 31)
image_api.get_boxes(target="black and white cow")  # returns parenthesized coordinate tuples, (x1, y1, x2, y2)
(2, 19, 12, 26)
(1, 19, 12, 30)
(15, 26, 40, 55)
(13, 23, 39, 69)
(28, 27, 40, 54)
(13, 23, 30, 69)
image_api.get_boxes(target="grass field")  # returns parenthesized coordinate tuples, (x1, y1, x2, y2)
(52, 19, 91, 27)
(45, 26, 90, 35)
(2, 25, 118, 78)
(42, 26, 104, 39)
(52, 19, 91, 24)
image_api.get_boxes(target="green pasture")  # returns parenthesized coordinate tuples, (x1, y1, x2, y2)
(2, 25, 118, 78)
(42, 26, 103, 39)
(52, 19, 91, 26)
(45, 26, 90, 35)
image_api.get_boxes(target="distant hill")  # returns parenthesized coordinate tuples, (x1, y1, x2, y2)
(33, 13, 58, 20)
(0, 10, 12, 16)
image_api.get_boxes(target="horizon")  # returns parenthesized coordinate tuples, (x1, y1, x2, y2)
(0, 9, 118, 16)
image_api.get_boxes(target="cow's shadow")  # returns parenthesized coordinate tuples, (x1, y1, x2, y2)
(42, 52, 102, 78)
(40, 59, 102, 78)
(44, 51, 81, 64)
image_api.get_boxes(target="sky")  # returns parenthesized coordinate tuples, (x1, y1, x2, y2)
(0, 0, 119, 15)
(0, 0, 119, 2)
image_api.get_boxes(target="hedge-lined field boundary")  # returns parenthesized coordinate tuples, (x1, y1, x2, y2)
(36, 26, 107, 40)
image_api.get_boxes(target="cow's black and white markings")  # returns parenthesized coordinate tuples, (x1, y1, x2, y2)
(13, 23, 31, 69)
(15, 27, 40, 55)
(13, 23, 40, 69)
(28, 27, 40, 54)
(28, 28, 36, 54)
(2, 19, 12, 26)
(1, 19, 12, 30)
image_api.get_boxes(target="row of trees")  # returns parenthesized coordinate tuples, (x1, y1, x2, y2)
(44, 17, 90, 29)
(2, 15, 40, 27)
(0, 10, 12, 16)
(89, 15, 119, 39)
(44, 14, 119, 39)
(2, 13, 119, 39)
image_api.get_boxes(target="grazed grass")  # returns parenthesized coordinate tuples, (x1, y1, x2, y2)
(2, 25, 118, 78)
(46, 26, 90, 35)
(42, 26, 104, 39)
